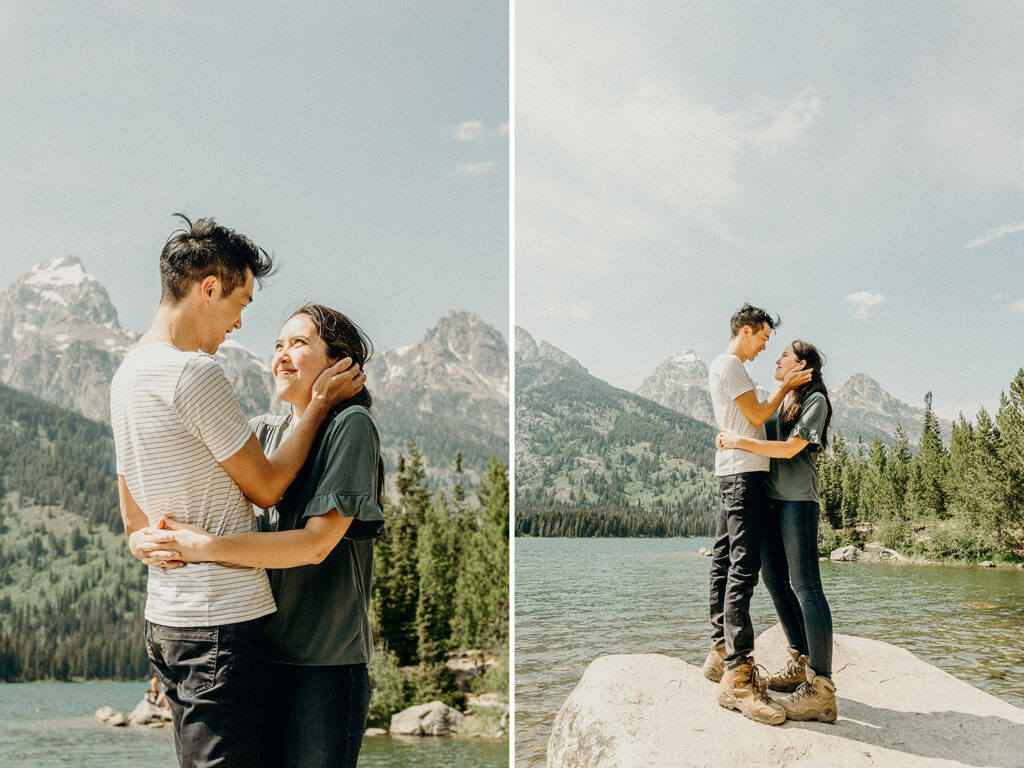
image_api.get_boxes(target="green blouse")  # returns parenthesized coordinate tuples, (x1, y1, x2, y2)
(765, 392, 828, 504)
(250, 405, 386, 666)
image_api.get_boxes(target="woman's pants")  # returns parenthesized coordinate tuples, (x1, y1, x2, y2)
(760, 499, 833, 677)
(260, 662, 371, 768)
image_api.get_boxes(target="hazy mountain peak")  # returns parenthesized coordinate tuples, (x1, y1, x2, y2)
(536, 340, 588, 373)
(635, 348, 714, 425)
(515, 326, 538, 362)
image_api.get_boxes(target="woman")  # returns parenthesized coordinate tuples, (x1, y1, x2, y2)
(717, 340, 836, 723)
(138, 303, 385, 768)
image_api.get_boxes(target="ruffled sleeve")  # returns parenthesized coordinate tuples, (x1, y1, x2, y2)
(302, 407, 386, 542)
(791, 393, 828, 447)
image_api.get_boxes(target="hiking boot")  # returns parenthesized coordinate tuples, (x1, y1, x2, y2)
(767, 647, 809, 692)
(777, 667, 837, 723)
(716, 658, 786, 725)
(702, 643, 726, 682)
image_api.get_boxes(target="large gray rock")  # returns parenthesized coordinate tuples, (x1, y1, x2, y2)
(389, 700, 465, 736)
(830, 545, 864, 562)
(548, 625, 1024, 768)
(94, 705, 125, 726)
(127, 700, 172, 726)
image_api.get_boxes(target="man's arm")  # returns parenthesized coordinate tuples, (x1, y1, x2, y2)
(219, 359, 365, 508)
(732, 364, 813, 427)
(720, 433, 809, 459)
(135, 512, 354, 569)
(119, 476, 184, 568)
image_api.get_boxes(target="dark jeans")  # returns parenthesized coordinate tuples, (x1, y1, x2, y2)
(145, 619, 266, 768)
(259, 662, 371, 768)
(760, 499, 834, 677)
(709, 471, 766, 668)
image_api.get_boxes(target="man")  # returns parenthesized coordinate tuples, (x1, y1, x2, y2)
(110, 215, 364, 767)
(702, 303, 811, 725)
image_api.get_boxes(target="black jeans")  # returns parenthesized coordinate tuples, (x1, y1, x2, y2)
(260, 662, 371, 768)
(709, 472, 766, 668)
(145, 619, 266, 768)
(760, 499, 834, 676)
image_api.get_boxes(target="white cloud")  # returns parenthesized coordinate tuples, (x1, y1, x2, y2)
(963, 221, 1024, 248)
(991, 292, 1007, 301)
(452, 161, 495, 177)
(447, 121, 486, 142)
(1011, 297, 1024, 314)
(845, 291, 885, 319)
(540, 302, 591, 321)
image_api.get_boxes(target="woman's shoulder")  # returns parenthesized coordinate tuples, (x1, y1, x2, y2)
(804, 391, 828, 407)
(325, 405, 378, 439)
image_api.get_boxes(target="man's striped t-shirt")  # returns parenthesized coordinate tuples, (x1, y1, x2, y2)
(111, 342, 276, 627)
(708, 352, 770, 476)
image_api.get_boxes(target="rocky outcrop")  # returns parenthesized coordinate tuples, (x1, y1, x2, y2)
(127, 700, 173, 727)
(635, 349, 714, 426)
(389, 700, 465, 736)
(548, 625, 1024, 768)
(830, 545, 864, 562)
(94, 705, 125, 727)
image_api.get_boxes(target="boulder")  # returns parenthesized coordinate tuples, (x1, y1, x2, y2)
(127, 700, 172, 727)
(389, 700, 465, 736)
(979, 560, 996, 568)
(698, 547, 712, 557)
(548, 625, 1024, 768)
(364, 727, 388, 737)
(1016, 563, 1024, 570)
(830, 545, 863, 562)
(94, 705, 125, 726)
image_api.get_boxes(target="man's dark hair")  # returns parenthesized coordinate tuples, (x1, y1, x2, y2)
(159, 213, 275, 303)
(729, 303, 780, 338)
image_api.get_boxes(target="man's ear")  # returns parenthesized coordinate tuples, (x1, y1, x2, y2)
(198, 275, 219, 305)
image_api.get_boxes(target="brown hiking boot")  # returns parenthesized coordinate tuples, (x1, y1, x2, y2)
(702, 643, 725, 682)
(777, 667, 838, 723)
(716, 658, 786, 725)
(767, 647, 809, 692)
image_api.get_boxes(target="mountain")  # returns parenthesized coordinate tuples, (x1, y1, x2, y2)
(635, 349, 715, 426)
(831, 373, 952, 445)
(515, 328, 718, 536)
(0, 257, 507, 482)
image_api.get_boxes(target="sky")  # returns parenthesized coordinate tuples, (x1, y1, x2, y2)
(516, 1, 1024, 421)
(0, 1, 508, 360)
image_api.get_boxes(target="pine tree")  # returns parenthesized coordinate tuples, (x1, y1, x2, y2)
(913, 392, 949, 518)
(452, 456, 509, 651)
(415, 493, 457, 664)
(995, 370, 1024, 552)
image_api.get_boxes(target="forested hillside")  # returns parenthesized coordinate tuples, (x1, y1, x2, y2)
(515, 336, 719, 537)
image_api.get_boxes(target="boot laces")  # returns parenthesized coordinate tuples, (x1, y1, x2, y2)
(751, 664, 773, 704)
(788, 680, 813, 703)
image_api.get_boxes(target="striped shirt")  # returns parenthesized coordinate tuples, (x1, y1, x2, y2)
(111, 342, 276, 627)
(709, 353, 769, 476)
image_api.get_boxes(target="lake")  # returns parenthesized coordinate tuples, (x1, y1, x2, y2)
(0, 680, 509, 767)
(514, 536, 1024, 768)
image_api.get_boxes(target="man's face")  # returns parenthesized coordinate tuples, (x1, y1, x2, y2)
(745, 322, 772, 361)
(199, 270, 254, 354)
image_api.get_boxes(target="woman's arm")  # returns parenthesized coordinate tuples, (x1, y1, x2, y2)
(718, 429, 808, 459)
(135, 512, 354, 569)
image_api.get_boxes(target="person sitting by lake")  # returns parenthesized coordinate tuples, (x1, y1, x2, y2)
(717, 339, 837, 723)
(133, 304, 385, 768)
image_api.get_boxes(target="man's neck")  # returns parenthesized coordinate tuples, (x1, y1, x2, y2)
(725, 337, 749, 362)
(140, 303, 202, 352)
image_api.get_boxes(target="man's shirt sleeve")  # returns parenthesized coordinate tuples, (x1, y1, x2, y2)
(173, 355, 253, 462)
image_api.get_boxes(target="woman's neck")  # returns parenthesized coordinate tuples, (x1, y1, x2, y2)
(291, 396, 312, 420)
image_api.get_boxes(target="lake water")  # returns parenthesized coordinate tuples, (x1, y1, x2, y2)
(514, 537, 1024, 768)
(0, 681, 508, 768)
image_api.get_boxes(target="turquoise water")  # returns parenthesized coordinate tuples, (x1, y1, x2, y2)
(0, 681, 508, 767)
(514, 536, 1024, 768)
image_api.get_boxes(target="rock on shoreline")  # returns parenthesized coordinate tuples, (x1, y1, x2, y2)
(548, 625, 1024, 768)
(95, 700, 172, 729)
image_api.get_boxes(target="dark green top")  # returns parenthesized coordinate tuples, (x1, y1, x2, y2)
(765, 392, 828, 503)
(250, 406, 386, 665)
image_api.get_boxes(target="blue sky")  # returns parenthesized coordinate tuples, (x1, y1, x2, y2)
(516, 1, 1024, 420)
(0, 1, 508, 358)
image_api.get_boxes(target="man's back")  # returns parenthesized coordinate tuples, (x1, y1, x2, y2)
(708, 352, 769, 476)
(111, 342, 275, 627)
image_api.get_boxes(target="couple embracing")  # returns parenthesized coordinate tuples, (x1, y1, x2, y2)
(702, 303, 837, 726)
(111, 215, 383, 768)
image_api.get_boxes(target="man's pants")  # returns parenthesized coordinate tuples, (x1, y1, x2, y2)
(708, 471, 766, 668)
(145, 618, 266, 768)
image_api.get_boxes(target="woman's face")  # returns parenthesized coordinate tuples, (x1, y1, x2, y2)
(272, 313, 334, 405)
(775, 345, 801, 382)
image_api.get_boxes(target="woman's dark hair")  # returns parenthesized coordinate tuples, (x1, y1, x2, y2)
(780, 340, 833, 449)
(291, 303, 374, 411)
(160, 213, 275, 303)
(292, 303, 382, 502)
